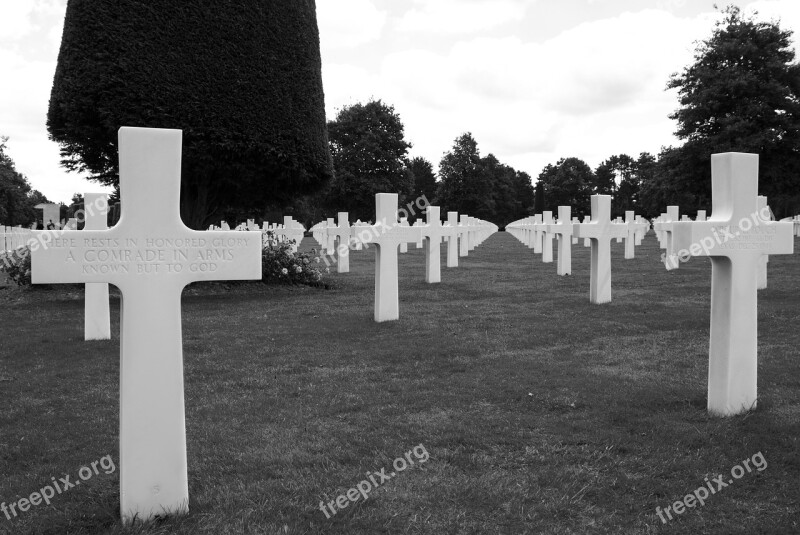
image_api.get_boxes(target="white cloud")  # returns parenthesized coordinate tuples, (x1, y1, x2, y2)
(317, 0, 387, 49)
(397, 0, 531, 35)
(0, 3, 35, 40)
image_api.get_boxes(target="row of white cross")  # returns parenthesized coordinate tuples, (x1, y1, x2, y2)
(306, 200, 497, 321)
(506, 200, 650, 303)
(19, 129, 799, 524)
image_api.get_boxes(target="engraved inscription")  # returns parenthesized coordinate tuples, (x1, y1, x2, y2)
(49, 236, 253, 275)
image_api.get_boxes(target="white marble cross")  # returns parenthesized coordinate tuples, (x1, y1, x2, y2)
(421, 206, 447, 283)
(366, 194, 423, 322)
(325, 217, 336, 255)
(331, 212, 351, 273)
(399, 217, 410, 253)
(414, 220, 425, 249)
(533, 214, 544, 253)
(582, 216, 591, 247)
(541, 211, 554, 263)
(757, 196, 769, 290)
(83, 193, 111, 340)
(458, 215, 470, 257)
(655, 206, 680, 270)
(671, 153, 793, 416)
(571, 217, 579, 244)
(546, 206, 572, 276)
(446, 212, 459, 267)
(574, 195, 629, 304)
(31, 127, 262, 523)
(623, 211, 636, 260)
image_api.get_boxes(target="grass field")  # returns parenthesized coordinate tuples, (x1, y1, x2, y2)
(0, 231, 798, 534)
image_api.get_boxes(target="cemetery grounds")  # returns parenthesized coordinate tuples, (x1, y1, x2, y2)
(0, 232, 798, 534)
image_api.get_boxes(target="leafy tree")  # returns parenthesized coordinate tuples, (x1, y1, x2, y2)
(666, 5, 800, 216)
(437, 133, 497, 221)
(0, 137, 50, 227)
(407, 156, 437, 206)
(326, 100, 413, 221)
(48, 0, 332, 229)
(595, 153, 654, 216)
(536, 157, 594, 217)
(533, 182, 545, 214)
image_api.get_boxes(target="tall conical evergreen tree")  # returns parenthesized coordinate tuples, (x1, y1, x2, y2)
(48, 0, 332, 228)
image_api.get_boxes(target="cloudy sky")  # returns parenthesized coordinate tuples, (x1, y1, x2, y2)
(1, 1, 799, 204)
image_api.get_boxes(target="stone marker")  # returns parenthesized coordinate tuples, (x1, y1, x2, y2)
(414, 220, 425, 249)
(671, 153, 793, 416)
(757, 196, 768, 290)
(325, 217, 336, 255)
(84, 193, 111, 341)
(547, 206, 573, 276)
(533, 214, 544, 253)
(399, 217, 409, 253)
(541, 211, 554, 263)
(32, 127, 262, 523)
(366, 194, 422, 322)
(574, 195, 628, 304)
(422, 206, 447, 283)
(458, 215, 470, 257)
(331, 212, 351, 273)
(446, 212, 459, 267)
(571, 217, 580, 244)
(582, 216, 591, 247)
(624, 211, 636, 260)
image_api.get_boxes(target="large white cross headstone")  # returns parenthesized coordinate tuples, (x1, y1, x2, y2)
(84, 193, 111, 340)
(671, 153, 793, 416)
(31, 127, 262, 522)
(574, 195, 628, 304)
(367, 194, 423, 322)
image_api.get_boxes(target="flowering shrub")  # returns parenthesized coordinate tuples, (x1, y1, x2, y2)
(0, 246, 32, 286)
(261, 236, 328, 287)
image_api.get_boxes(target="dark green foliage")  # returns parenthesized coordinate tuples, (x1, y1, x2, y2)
(664, 5, 800, 217)
(48, 0, 332, 229)
(408, 156, 438, 207)
(533, 182, 545, 214)
(536, 157, 594, 218)
(437, 133, 533, 226)
(594, 153, 654, 217)
(0, 137, 50, 227)
(326, 100, 414, 221)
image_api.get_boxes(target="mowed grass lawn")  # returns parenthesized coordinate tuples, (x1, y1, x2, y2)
(0, 231, 798, 535)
